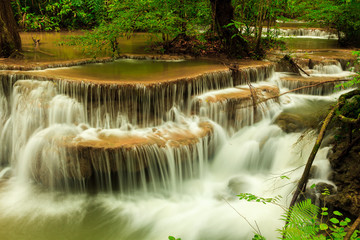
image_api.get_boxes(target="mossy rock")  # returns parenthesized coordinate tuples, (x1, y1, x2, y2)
(274, 113, 308, 133)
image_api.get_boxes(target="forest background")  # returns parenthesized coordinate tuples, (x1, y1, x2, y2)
(7, 0, 360, 59)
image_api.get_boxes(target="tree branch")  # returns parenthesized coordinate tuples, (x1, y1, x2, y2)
(344, 215, 360, 240)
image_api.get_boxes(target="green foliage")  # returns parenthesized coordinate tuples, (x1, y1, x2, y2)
(63, 0, 213, 57)
(168, 236, 181, 240)
(238, 193, 282, 205)
(286, 0, 360, 47)
(336, 51, 360, 90)
(238, 188, 360, 240)
(104, 0, 211, 40)
(233, 0, 287, 36)
(252, 234, 266, 240)
(280, 199, 319, 239)
(12, 0, 106, 31)
(231, 0, 288, 57)
(316, 207, 359, 240)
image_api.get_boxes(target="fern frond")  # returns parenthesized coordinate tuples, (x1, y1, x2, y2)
(279, 199, 319, 240)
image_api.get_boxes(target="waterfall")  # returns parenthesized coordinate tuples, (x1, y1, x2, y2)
(0, 77, 223, 193)
(192, 83, 281, 133)
(276, 59, 355, 95)
(278, 28, 338, 39)
(312, 62, 343, 75)
(17, 120, 218, 193)
(248, 27, 338, 39)
(0, 58, 343, 240)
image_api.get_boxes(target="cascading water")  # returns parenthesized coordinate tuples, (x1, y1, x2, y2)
(277, 28, 339, 39)
(312, 62, 343, 75)
(275, 59, 356, 95)
(0, 58, 351, 240)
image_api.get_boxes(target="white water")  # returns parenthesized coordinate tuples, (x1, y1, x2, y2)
(274, 61, 356, 95)
(278, 28, 338, 39)
(0, 59, 345, 240)
(193, 82, 281, 133)
(253, 27, 339, 39)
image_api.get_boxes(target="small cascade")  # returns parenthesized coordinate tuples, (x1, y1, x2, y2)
(278, 75, 347, 95)
(0, 79, 8, 127)
(277, 57, 355, 95)
(232, 63, 275, 85)
(0, 80, 85, 165)
(312, 62, 343, 75)
(278, 28, 338, 39)
(193, 84, 280, 133)
(57, 70, 234, 128)
(17, 119, 217, 193)
(250, 27, 338, 39)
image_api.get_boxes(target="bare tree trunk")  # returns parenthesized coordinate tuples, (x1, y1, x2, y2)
(288, 103, 339, 209)
(0, 0, 22, 57)
(209, 0, 249, 57)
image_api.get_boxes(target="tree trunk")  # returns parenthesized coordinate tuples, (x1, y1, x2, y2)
(179, 0, 187, 35)
(0, 0, 22, 58)
(209, 0, 249, 57)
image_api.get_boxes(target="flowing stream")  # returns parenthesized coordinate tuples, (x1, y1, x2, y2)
(0, 31, 355, 240)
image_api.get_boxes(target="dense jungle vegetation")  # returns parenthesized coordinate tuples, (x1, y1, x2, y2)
(1, 0, 359, 59)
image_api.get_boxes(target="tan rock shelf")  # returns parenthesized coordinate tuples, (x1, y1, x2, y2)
(35, 121, 215, 191)
(280, 75, 351, 95)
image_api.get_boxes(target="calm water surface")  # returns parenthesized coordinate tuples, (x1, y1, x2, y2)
(20, 32, 153, 61)
(45, 59, 222, 82)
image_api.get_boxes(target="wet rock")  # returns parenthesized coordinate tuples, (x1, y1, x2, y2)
(0, 168, 12, 179)
(227, 177, 246, 194)
(315, 182, 336, 195)
(309, 59, 315, 69)
(304, 182, 336, 206)
(275, 55, 301, 75)
(327, 128, 360, 217)
(274, 113, 306, 133)
(325, 194, 360, 217)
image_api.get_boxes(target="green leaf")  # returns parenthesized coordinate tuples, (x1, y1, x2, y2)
(310, 183, 316, 189)
(224, 23, 235, 28)
(280, 175, 290, 180)
(340, 221, 348, 226)
(168, 237, 175, 240)
(330, 218, 340, 224)
(316, 235, 327, 240)
(351, 230, 359, 239)
(320, 223, 329, 230)
(280, 199, 319, 238)
(333, 211, 343, 216)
